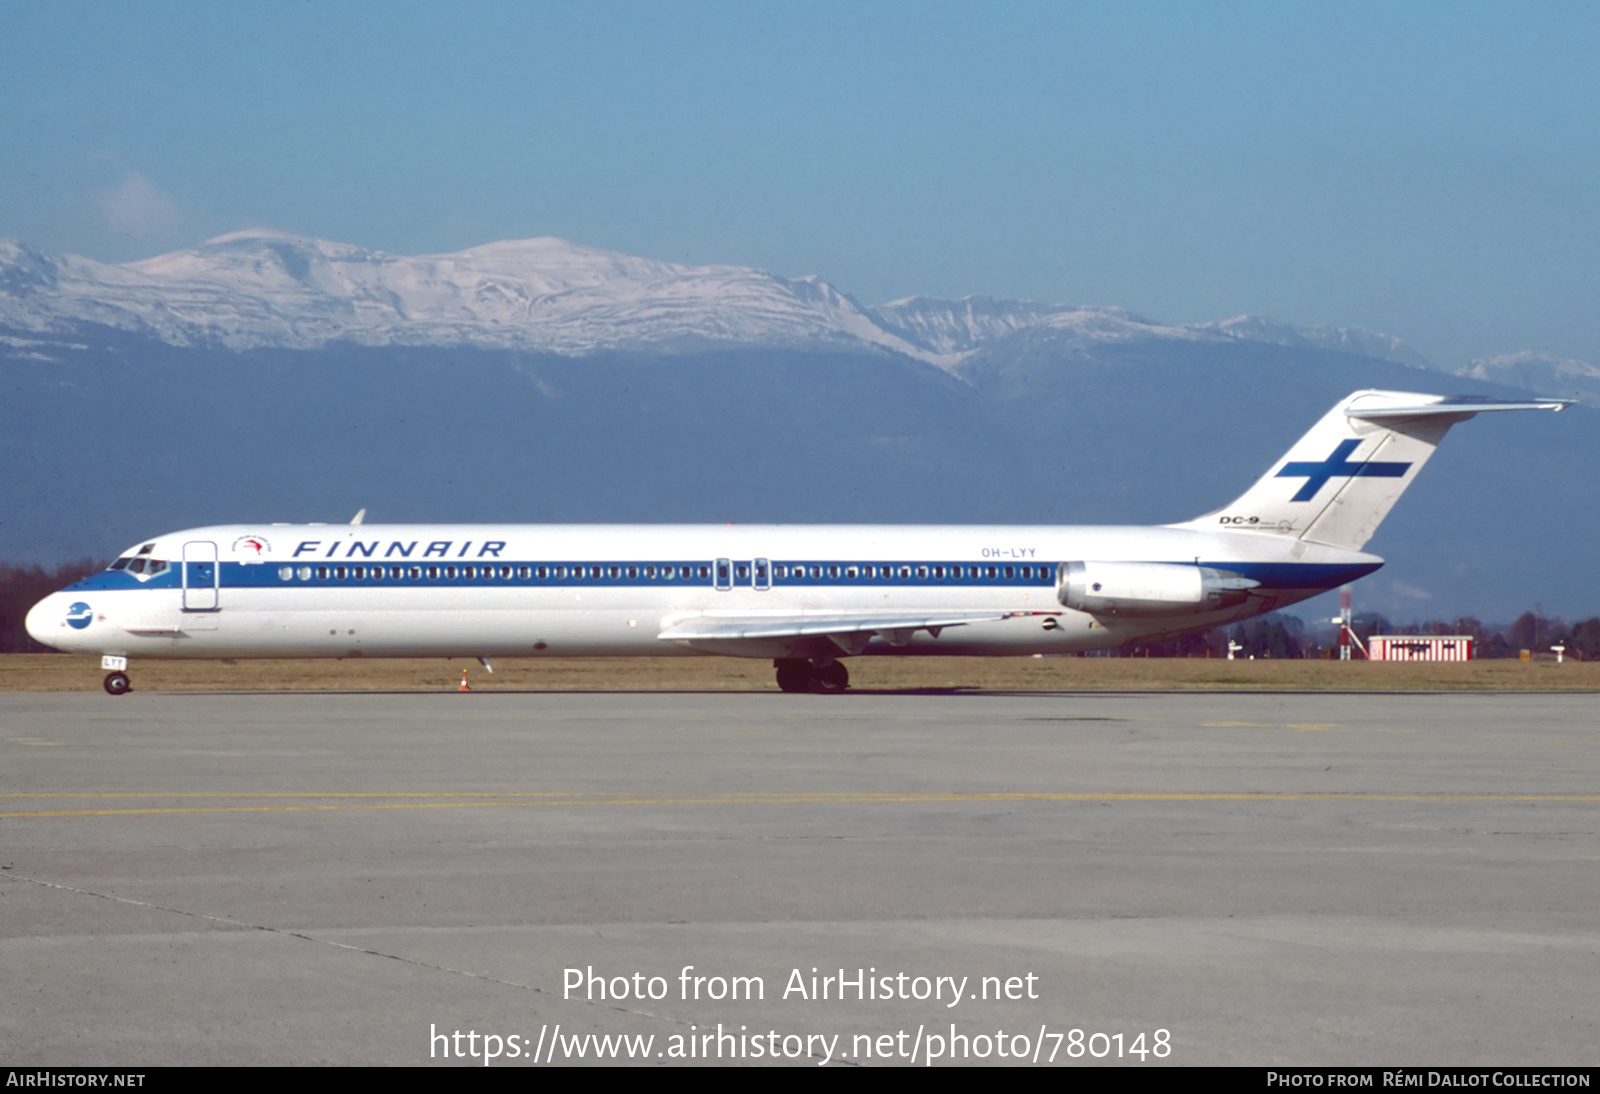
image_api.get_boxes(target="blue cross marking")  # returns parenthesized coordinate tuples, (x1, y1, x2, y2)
(1276, 440, 1411, 502)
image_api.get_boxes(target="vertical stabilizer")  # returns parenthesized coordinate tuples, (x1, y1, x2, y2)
(1173, 390, 1570, 550)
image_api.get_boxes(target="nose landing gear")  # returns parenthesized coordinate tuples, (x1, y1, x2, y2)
(773, 658, 850, 694)
(100, 655, 131, 696)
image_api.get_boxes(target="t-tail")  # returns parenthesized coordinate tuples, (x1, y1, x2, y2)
(1173, 390, 1571, 550)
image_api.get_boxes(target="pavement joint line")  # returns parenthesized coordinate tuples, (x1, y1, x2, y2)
(0, 872, 717, 1034)
(4, 790, 1600, 819)
(0, 870, 537, 989)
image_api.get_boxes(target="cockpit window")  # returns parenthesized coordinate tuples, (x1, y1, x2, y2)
(109, 558, 129, 571)
(147, 560, 169, 575)
(127, 558, 146, 574)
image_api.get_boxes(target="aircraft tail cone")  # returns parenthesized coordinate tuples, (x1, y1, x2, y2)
(458, 670, 471, 692)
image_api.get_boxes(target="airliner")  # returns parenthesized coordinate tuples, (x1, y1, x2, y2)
(26, 389, 1569, 695)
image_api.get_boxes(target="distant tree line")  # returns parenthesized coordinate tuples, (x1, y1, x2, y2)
(1369, 612, 1600, 661)
(0, 560, 109, 652)
(1116, 611, 1600, 660)
(1115, 616, 1310, 659)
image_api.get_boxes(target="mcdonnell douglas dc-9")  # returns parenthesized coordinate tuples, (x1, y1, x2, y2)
(28, 390, 1569, 695)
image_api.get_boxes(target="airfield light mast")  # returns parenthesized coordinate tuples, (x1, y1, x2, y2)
(1338, 587, 1353, 661)
(1332, 586, 1367, 661)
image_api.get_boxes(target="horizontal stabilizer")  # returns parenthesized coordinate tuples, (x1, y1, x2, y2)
(1347, 395, 1572, 422)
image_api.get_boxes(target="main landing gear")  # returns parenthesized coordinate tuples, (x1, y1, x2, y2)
(773, 658, 849, 694)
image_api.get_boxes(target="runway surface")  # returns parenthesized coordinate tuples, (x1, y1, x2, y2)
(1, 689, 1596, 1066)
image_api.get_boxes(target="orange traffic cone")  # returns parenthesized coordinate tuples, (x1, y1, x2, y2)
(458, 670, 471, 692)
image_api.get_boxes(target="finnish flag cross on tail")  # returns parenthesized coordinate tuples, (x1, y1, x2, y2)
(1174, 390, 1573, 551)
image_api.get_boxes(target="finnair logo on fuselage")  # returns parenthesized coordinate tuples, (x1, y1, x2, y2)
(1275, 441, 1411, 502)
(291, 540, 508, 560)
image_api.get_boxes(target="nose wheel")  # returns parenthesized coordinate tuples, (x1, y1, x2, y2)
(103, 671, 132, 696)
(773, 659, 850, 694)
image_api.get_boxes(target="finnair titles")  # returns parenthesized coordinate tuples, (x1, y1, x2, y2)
(26, 390, 1569, 695)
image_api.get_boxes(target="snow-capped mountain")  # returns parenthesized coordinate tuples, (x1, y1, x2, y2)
(0, 230, 1432, 373)
(0, 232, 916, 359)
(1193, 315, 1434, 372)
(869, 295, 1221, 369)
(1457, 351, 1600, 409)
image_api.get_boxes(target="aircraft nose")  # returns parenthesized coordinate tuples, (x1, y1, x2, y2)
(25, 593, 76, 652)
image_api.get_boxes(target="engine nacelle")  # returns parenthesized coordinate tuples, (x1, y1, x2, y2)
(1057, 561, 1259, 617)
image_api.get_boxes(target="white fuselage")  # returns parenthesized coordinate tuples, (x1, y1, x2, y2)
(26, 522, 1381, 661)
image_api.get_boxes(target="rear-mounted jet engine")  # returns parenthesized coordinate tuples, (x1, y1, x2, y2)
(1057, 561, 1258, 617)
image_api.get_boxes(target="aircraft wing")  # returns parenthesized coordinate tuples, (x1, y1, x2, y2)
(658, 611, 1016, 653)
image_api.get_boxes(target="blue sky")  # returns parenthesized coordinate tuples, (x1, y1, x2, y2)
(4, 1, 1597, 367)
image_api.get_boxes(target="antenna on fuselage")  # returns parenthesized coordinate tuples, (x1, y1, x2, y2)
(350, 509, 367, 525)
